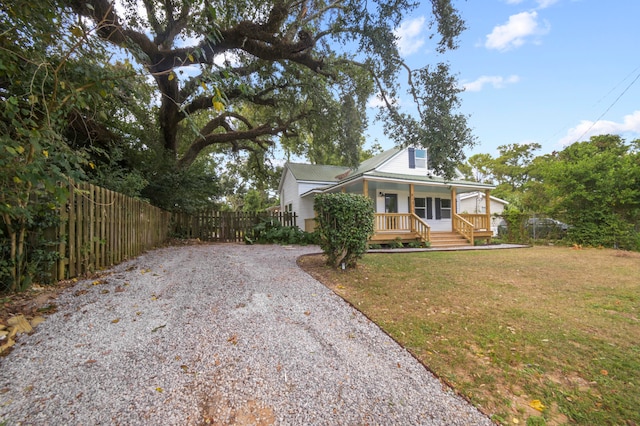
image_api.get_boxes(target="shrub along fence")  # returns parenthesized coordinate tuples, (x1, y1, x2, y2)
(172, 210, 297, 243)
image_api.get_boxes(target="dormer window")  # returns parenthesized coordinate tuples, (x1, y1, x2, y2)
(408, 147, 427, 169)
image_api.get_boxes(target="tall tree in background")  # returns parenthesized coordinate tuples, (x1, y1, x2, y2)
(63, 0, 474, 173)
(491, 142, 541, 202)
(536, 135, 640, 250)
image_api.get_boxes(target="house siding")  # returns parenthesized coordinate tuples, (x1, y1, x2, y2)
(280, 167, 332, 229)
(378, 148, 430, 176)
(458, 194, 508, 235)
(280, 169, 299, 213)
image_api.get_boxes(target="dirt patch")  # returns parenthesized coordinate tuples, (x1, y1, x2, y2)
(200, 393, 275, 426)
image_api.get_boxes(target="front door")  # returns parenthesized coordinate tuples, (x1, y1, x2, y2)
(385, 194, 398, 213)
(384, 194, 398, 230)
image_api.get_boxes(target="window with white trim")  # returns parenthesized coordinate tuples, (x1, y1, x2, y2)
(408, 147, 427, 169)
(415, 149, 426, 168)
(440, 199, 451, 219)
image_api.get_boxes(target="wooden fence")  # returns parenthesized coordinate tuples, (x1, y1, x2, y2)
(46, 183, 297, 280)
(53, 181, 172, 280)
(172, 210, 297, 242)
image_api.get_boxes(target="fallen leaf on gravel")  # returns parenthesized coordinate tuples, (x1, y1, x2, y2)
(74, 289, 88, 297)
(111, 318, 120, 324)
(114, 286, 125, 293)
(30, 316, 45, 327)
(304, 311, 311, 316)
(0, 337, 15, 354)
(101, 289, 109, 294)
(36, 304, 56, 314)
(151, 324, 166, 332)
(8, 315, 32, 334)
(85, 359, 97, 364)
(228, 334, 238, 345)
(156, 387, 163, 392)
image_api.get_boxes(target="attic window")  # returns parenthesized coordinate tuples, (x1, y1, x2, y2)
(409, 148, 427, 169)
(415, 149, 426, 168)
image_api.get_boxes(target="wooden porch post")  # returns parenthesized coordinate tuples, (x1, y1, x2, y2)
(451, 187, 457, 232)
(485, 189, 491, 232)
(409, 184, 415, 215)
(363, 179, 369, 198)
(409, 184, 415, 233)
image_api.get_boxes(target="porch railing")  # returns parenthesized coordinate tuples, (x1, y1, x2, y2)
(374, 213, 431, 242)
(453, 213, 475, 245)
(458, 213, 490, 231)
(411, 213, 431, 243)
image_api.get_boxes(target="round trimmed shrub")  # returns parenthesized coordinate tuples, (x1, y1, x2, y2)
(314, 193, 374, 268)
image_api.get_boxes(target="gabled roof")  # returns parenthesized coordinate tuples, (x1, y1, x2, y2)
(284, 162, 348, 183)
(284, 148, 400, 183)
(282, 147, 496, 196)
(459, 191, 509, 204)
(351, 148, 400, 175)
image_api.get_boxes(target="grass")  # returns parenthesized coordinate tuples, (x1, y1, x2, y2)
(298, 246, 640, 425)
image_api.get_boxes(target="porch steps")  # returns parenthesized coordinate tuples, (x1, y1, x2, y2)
(429, 232, 471, 248)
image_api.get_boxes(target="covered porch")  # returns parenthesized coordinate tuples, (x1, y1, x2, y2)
(355, 179, 494, 247)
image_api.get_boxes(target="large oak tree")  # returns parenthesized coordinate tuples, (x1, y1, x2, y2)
(64, 0, 474, 174)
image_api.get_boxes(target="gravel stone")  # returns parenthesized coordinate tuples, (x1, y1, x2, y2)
(0, 244, 494, 425)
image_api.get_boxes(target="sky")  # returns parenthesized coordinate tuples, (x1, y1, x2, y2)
(370, 0, 640, 158)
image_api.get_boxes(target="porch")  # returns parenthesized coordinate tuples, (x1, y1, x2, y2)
(370, 212, 493, 248)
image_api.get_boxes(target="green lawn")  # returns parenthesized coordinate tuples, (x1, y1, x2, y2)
(299, 246, 640, 426)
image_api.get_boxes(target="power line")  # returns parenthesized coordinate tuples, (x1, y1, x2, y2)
(573, 68, 640, 144)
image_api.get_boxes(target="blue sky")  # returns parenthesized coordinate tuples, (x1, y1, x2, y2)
(372, 0, 640, 158)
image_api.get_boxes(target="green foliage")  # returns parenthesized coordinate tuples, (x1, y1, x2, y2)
(0, 0, 107, 291)
(390, 237, 405, 249)
(407, 239, 430, 248)
(461, 135, 640, 251)
(246, 217, 317, 245)
(497, 207, 530, 244)
(537, 135, 640, 250)
(66, 0, 474, 173)
(314, 193, 374, 268)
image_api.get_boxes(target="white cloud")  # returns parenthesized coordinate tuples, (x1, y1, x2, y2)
(394, 16, 426, 56)
(535, 0, 560, 9)
(463, 75, 520, 92)
(559, 111, 640, 146)
(485, 11, 550, 51)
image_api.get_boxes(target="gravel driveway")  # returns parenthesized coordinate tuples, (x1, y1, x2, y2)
(0, 244, 493, 425)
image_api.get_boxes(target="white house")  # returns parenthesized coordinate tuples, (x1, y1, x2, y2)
(279, 147, 497, 247)
(457, 192, 509, 235)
